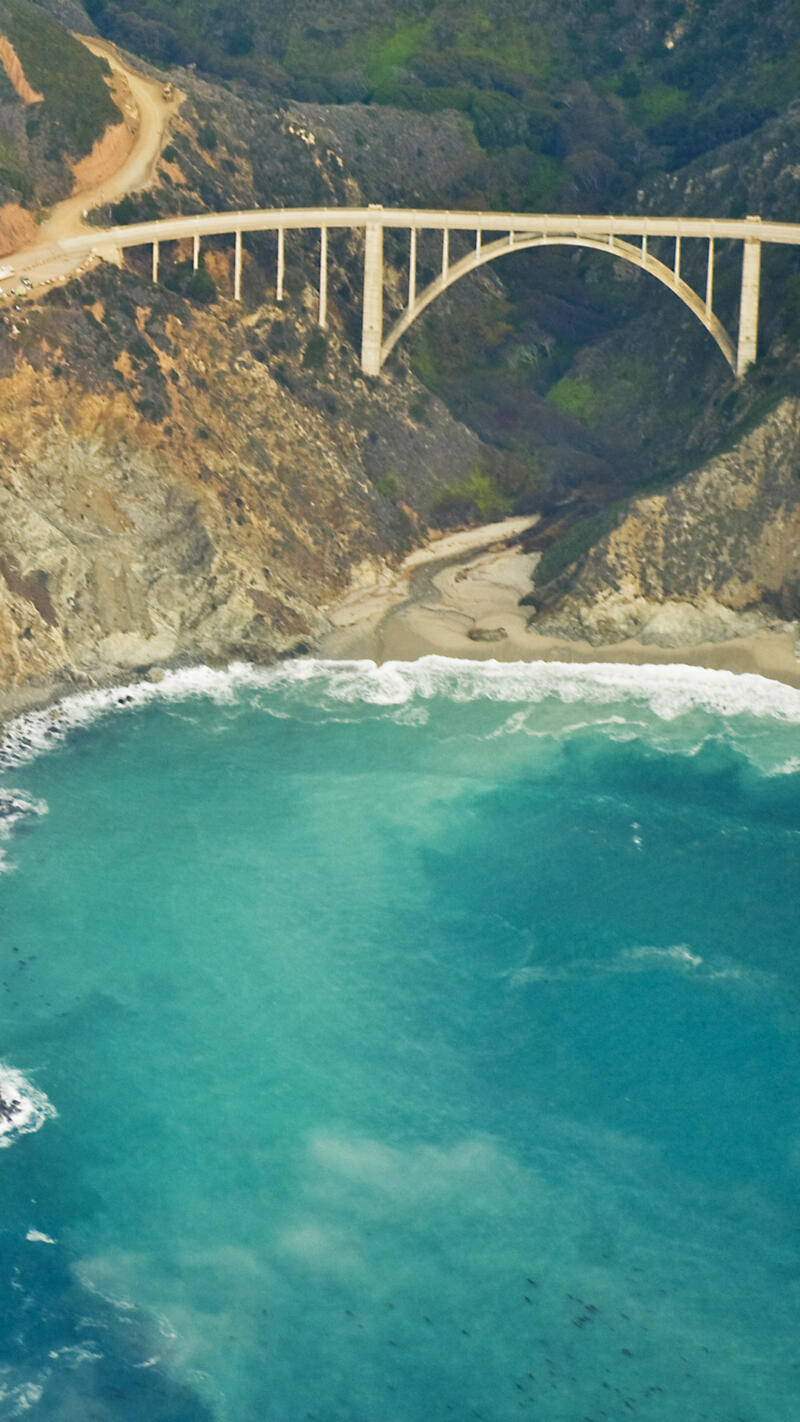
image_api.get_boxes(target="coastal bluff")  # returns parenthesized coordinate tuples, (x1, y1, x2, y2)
(530, 397, 800, 648)
(0, 269, 487, 718)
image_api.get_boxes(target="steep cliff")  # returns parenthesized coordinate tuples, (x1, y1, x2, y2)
(529, 396, 800, 646)
(0, 262, 490, 715)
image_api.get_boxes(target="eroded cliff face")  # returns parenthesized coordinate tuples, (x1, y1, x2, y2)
(0, 266, 487, 716)
(530, 397, 800, 647)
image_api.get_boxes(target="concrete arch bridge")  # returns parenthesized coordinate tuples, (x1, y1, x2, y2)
(55, 206, 800, 379)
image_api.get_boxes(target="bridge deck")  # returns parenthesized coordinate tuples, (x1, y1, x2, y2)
(59, 208, 800, 258)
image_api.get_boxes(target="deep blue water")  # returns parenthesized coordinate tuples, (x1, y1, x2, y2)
(1, 657, 799, 1421)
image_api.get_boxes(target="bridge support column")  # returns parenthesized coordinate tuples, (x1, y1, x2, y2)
(442, 228, 449, 279)
(193, 234, 200, 271)
(361, 210, 384, 376)
(319, 228, 327, 328)
(276, 228, 285, 303)
(234, 230, 242, 302)
(705, 237, 714, 313)
(673, 235, 681, 282)
(737, 225, 761, 377)
(152, 241, 159, 283)
(408, 227, 416, 310)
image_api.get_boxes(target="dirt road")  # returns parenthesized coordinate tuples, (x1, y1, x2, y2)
(3, 36, 181, 293)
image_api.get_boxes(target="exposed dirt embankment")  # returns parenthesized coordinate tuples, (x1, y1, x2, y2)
(0, 35, 43, 104)
(530, 397, 800, 648)
(71, 121, 134, 195)
(0, 203, 36, 259)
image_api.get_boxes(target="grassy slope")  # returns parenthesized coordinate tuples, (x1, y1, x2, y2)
(0, 0, 117, 204)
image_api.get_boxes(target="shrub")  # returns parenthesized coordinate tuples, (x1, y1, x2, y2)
(781, 273, 800, 340)
(432, 465, 512, 524)
(186, 267, 217, 304)
(198, 123, 219, 152)
(534, 504, 623, 587)
(302, 330, 327, 368)
(374, 471, 401, 499)
(544, 375, 599, 424)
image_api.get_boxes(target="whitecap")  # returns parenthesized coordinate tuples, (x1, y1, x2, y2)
(624, 944, 704, 970)
(764, 755, 800, 776)
(0, 1065, 57, 1148)
(510, 944, 768, 992)
(0, 789, 48, 830)
(25, 1229, 55, 1245)
(0, 790, 49, 871)
(2, 657, 800, 771)
(9, 1382, 43, 1415)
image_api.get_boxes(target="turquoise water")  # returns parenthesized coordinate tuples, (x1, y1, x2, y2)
(1, 657, 800, 1420)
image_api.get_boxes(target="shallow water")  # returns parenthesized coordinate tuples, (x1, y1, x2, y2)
(1, 658, 799, 1420)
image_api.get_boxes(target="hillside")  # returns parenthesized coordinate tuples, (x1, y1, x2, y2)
(0, 0, 117, 217)
(0, 0, 796, 705)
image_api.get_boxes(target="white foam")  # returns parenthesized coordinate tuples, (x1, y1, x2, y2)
(269, 656, 800, 722)
(625, 944, 704, 970)
(0, 790, 49, 871)
(0, 790, 48, 833)
(511, 943, 765, 991)
(0, 1065, 57, 1148)
(25, 1229, 55, 1244)
(8, 1382, 43, 1415)
(2, 657, 800, 770)
(765, 755, 800, 776)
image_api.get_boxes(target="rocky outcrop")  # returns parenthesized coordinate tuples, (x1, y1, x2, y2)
(0, 262, 488, 716)
(530, 397, 800, 646)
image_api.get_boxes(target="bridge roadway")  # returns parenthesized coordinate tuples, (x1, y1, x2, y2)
(35, 206, 800, 378)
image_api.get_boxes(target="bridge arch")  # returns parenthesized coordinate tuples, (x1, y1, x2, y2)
(381, 232, 736, 373)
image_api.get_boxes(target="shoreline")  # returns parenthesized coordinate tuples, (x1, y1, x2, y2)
(1, 514, 799, 736)
(319, 515, 800, 690)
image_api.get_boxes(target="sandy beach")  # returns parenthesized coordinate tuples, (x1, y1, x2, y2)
(320, 515, 800, 689)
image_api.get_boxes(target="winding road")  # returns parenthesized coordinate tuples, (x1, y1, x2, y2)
(3, 36, 180, 294)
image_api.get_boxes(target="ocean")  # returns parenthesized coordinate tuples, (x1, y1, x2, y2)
(0, 657, 799, 1421)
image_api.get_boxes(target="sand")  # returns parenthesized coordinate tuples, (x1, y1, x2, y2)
(319, 515, 800, 689)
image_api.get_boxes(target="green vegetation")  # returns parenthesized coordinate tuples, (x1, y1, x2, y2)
(198, 122, 219, 152)
(0, 135, 31, 201)
(432, 464, 512, 525)
(163, 255, 218, 304)
(373, 470, 401, 499)
(302, 330, 327, 368)
(534, 504, 624, 588)
(781, 273, 800, 341)
(544, 375, 600, 425)
(629, 81, 688, 132)
(360, 18, 433, 91)
(0, 0, 118, 156)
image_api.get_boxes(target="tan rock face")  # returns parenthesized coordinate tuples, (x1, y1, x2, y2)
(0, 275, 484, 715)
(532, 397, 800, 646)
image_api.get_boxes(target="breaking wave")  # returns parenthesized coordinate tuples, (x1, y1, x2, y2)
(0, 1065, 57, 1148)
(1, 657, 800, 770)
